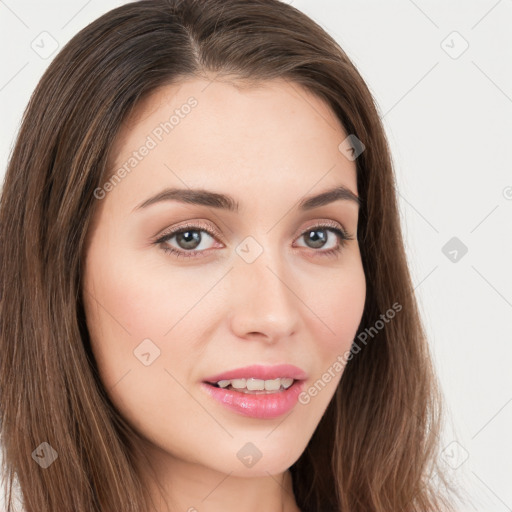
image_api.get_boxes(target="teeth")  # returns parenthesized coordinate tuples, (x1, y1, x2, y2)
(246, 378, 265, 391)
(214, 377, 295, 392)
(231, 379, 247, 389)
(264, 378, 281, 391)
(280, 377, 294, 389)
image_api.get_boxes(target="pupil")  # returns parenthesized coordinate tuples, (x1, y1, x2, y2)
(177, 230, 201, 250)
(306, 229, 327, 248)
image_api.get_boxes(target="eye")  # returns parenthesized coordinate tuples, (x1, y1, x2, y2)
(294, 222, 353, 257)
(153, 221, 354, 260)
(154, 223, 222, 259)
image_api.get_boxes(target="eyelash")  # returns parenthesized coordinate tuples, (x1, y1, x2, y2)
(153, 221, 354, 260)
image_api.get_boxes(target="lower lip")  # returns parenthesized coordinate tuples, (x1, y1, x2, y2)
(200, 380, 305, 419)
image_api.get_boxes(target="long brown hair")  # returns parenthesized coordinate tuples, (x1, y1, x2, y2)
(0, 0, 455, 510)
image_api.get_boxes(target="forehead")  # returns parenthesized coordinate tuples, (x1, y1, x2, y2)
(103, 77, 358, 214)
(120, 75, 344, 132)
(111, 76, 350, 164)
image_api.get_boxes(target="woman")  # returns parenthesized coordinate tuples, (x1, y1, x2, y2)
(0, 0, 456, 510)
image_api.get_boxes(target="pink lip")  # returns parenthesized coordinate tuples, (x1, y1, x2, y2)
(202, 364, 308, 383)
(201, 364, 308, 419)
(200, 380, 306, 419)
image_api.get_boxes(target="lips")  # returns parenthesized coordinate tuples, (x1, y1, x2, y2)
(200, 364, 308, 419)
(202, 363, 308, 384)
(200, 379, 306, 419)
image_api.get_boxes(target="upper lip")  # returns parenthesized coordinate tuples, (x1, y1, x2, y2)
(203, 364, 308, 383)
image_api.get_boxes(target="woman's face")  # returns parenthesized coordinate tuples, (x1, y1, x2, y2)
(83, 77, 366, 479)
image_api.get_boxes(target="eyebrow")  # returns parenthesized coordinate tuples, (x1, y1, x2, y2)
(133, 185, 361, 213)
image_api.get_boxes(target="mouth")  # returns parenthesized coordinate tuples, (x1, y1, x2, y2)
(200, 366, 307, 419)
(200, 364, 307, 418)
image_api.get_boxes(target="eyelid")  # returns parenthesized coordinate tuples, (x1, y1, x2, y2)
(152, 220, 225, 245)
(293, 218, 351, 240)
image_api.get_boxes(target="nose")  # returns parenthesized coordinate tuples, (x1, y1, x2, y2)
(228, 247, 301, 343)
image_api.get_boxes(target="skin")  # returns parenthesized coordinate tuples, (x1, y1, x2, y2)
(82, 76, 366, 512)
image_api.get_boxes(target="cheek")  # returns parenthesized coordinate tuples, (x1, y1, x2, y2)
(82, 239, 219, 390)
(84, 240, 195, 340)
(298, 252, 366, 400)
(331, 272, 366, 349)
(307, 255, 366, 353)
(82, 245, 216, 440)
(82, 237, 163, 387)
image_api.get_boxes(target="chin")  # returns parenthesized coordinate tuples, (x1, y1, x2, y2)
(211, 441, 303, 478)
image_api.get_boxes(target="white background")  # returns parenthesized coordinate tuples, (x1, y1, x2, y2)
(1, 1, 511, 510)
